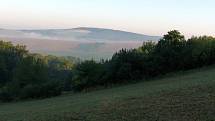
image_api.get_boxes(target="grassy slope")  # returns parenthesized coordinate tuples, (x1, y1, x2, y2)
(1, 66, 215, 121)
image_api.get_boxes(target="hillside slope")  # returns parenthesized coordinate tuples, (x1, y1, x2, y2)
(0, 27, 161, 42)
(0, 66, 215, 121)
(0, 27, 161, 59)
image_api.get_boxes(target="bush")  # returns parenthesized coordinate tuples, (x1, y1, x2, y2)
(71, 60, 105, 91)
(0, 87, 14, 102)
(20, 81, 62, 99)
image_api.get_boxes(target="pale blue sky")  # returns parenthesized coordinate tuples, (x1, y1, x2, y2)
(0, 0, 215, 37)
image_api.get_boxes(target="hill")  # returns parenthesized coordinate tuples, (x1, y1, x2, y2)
(0, 27, 160, 59)
(0, 27, 161, 42)
(0, 65, 215, 121)
(20, 27, 161, 42)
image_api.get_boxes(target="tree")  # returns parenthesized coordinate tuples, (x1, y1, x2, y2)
(106, 49, 145, 82)
(155, 30, 186, 72)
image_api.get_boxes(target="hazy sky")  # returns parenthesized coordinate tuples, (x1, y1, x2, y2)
(0, 0, 215, 37)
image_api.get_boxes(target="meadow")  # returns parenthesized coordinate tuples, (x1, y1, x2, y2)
(0, 65, 215, 121)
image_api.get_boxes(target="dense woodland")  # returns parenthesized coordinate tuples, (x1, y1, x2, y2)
(71, 30, 215, 91)
(1, 30, 215, 102)
(0, 42, 76, 102)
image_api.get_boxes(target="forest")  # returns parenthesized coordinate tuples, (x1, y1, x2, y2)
(1, 30, 215, 102)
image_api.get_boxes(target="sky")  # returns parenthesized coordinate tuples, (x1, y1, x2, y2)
(0, 0, 215, 37)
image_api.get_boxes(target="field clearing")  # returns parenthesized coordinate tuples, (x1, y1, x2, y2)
(1, 66, 215, 121)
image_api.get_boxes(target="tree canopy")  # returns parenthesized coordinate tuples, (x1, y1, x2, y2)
(69, 30, 215, 91)
(1, 30, 215, 101)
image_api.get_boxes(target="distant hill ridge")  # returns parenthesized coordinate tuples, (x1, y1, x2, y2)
(0, 27, 161, 42)
(0, 27, 161, 59)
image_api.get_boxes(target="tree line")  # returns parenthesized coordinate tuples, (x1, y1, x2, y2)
(70, 30, 215, 91)
(0, 41, 76, 102)
(1, 30, 215, 102)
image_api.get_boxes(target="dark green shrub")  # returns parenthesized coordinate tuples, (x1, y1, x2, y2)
(0, 87, 14, 102)
(71, 60, 105, 91)
(20, 81, 62, 99)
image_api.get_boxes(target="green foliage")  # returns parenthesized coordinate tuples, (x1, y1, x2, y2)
(0, 41, 28, 86)
(13, 56, 49, 86)
(0, 40, 75, 102)
(69, 30, 215, 91)
(20, 80, 62, 99)
(154, 30, 186, 72)
(185, 36, 215, 67)
(71, 60, 105, 91)
(1, 30, 215, 98)
(107, 49, 145, 82)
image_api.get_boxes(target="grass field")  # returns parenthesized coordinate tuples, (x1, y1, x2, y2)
(1, 66, 215, 121)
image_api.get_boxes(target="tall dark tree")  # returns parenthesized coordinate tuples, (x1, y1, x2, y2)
(155, 30, 186, 72)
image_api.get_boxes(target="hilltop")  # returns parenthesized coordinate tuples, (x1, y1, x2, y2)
(0, 27, 161, 42)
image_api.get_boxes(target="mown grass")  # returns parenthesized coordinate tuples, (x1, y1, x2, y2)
(1, 66, 215, 121)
